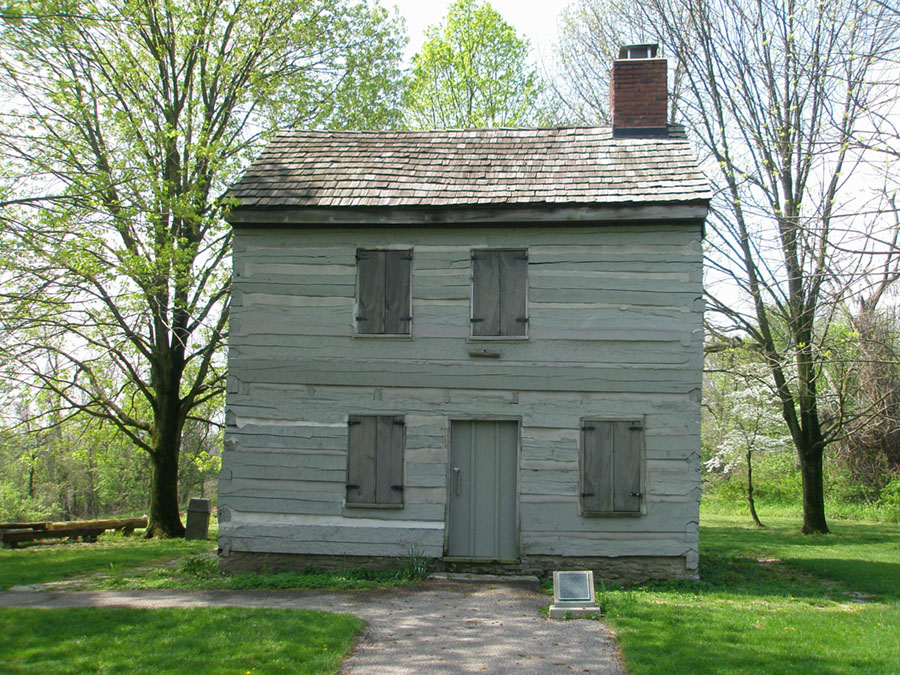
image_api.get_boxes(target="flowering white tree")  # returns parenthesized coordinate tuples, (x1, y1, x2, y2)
(705, 362, 792, 527)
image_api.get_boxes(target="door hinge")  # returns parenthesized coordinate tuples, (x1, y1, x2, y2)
(629, 492, 644, 498)
(398, 315, 413, 321)
(470, 317, 484, 322)
(348, 419, 361, 426)
(390, 485, 404, 491)
(582, 425, 595, 431)
(346, 484, 360, 489)
(516, 317, 529, 323)
(392, 419, 405, 426)
(355, 315, 368, 321)
(581, 492, 595, 497)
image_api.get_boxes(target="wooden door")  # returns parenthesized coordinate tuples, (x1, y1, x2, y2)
(447, 420, 518, 559)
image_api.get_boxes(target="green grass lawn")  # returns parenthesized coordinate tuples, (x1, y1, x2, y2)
(94, 547, 429, 591)
(3, 511, 898, 673)
(0, 530, 216, 590)
(603, 511, 900, 674)
(0, 528, 368, 673)
(0, 526, 427, 591)
(0, 607, 363, 674)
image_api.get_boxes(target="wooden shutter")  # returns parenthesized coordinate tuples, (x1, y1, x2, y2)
(581, 420, 643, 514)
(499, 250, 527, 336)
(383, 250, 412, 334)
(347, 414, 404, 506)
(356, 250, 385, 334)
(375, 415, 405, 505)
(347, 415, 377, 504)
(471, 251, 501, 335)
(615, 421, 643, 512)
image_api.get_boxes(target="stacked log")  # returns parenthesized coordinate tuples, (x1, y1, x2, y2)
(0, 516, 148, 548)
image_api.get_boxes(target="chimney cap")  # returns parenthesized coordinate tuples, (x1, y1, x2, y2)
(618, 44, 659, 59)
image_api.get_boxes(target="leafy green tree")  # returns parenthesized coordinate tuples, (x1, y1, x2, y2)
(403, 0, 544, 128)
(0, 0, 405, 536)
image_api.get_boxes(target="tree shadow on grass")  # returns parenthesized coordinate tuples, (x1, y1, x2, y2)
(626, 551, 867, 604)
(698, 520, 900, 600)
(780, 558, 900, 600)
(702, 520, 900, 550)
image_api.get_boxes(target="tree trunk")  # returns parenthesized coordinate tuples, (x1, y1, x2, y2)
(145, 380, 186, 538)
(746, 449, 764, 528)
(146, 442, 185, 537)
(27, 453, 35, 498)
(799, 447, 829, 534)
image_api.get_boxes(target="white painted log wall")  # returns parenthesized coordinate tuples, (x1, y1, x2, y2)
(219, 224, 702, 569)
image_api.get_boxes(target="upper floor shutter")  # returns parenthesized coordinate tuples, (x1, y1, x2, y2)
(472, 249, 527, 336)
(356, 249, 411, 334)
(383, 251, 412, 334)
(499, 250, 527, 336)
(356, 251, 385, 334)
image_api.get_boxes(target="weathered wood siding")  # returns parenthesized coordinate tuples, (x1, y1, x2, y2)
(219, 224, 702, 571)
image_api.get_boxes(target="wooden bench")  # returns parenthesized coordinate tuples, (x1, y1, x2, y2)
(0, 517, 149, 548)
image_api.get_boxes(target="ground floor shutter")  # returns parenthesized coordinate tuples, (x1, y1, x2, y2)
(581, 419, 643, 514)
(347, 414, 404, 506)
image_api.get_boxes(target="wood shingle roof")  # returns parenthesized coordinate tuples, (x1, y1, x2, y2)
(226, 126, 711, 211)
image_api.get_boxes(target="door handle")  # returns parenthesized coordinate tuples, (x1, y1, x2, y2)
(452, 467, 461, 496)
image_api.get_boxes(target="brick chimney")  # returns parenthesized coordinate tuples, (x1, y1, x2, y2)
(610, 44, 668, 138)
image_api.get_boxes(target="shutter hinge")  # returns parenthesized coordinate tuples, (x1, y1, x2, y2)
(398, 315, 413, 321)
(629, 492, 644, 498)
(355, 315, 368, 321)
(516, 316, 529, 323)
(580, 492, 595, 497)
(346, 484, 360, 489)
(355, 252, 368, 261)
(392, 419, 405, 426)
(582, 425, 595, 431)
(470, 317, 484, 322)
(348, 419, 361, 426)
(629, 425, 643, 431)
(400, 255, 413, 261)
(390, 485, 404, 491)
(516, 253, 529, 260)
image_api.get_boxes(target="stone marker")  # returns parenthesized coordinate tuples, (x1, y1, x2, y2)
(185, 498, 211, 540)
(548, 570, 602, 619)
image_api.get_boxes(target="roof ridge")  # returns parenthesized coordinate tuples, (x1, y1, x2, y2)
(278, 126, 611, 134)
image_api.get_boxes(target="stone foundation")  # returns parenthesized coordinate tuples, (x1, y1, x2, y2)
(521, 555, 690, 584)
(218, 550, 401, 574)
(218, 549, 691, 583)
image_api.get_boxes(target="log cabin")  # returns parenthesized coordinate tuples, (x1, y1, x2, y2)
(218, 45, 710, 581)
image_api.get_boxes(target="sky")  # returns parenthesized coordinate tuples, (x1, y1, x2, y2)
(387, 0, 565, 63)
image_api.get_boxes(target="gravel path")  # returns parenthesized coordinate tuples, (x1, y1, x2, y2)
(1, 578, 625, 674)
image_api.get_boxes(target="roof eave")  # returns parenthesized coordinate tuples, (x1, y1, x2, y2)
(224, 199, 711, 229)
